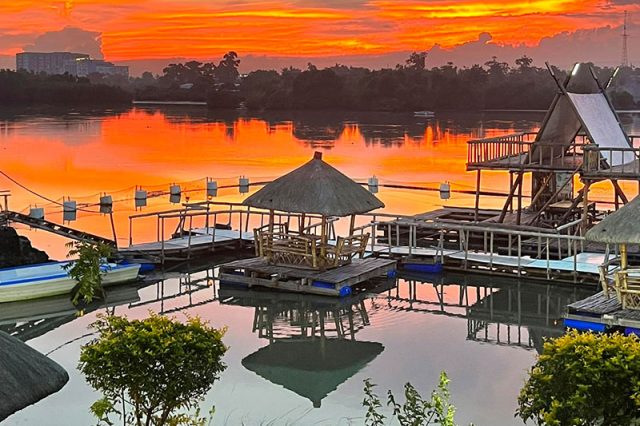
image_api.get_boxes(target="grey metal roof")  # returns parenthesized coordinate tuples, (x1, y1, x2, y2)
(243, 152, 384, 216)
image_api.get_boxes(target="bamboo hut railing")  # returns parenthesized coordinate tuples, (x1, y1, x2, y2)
(582, 145, 640, 179)
(467, 133, 588, 170)
(254, 227, 369, 269)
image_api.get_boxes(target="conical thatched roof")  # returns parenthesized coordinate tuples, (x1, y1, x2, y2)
(0, 331, 69, 421)
(586, 196, 640, 243)
(243, 152, 384, 216)
(242, 339, 383, 407)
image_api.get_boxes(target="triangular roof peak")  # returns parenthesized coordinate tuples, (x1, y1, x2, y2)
(533, 63, 631, 166)
(243, 151, 384, 216)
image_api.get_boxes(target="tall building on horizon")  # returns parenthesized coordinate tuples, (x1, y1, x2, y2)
(16, 52, 90, 75)
(16, 52, 128, 78)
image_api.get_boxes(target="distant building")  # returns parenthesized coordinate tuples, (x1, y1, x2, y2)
(15, 52, 128, 78)
(72, 59, 129, 78)
(16, 52, 89, 75)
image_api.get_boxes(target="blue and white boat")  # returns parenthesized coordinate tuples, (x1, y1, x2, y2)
(0, 261, 141, 303)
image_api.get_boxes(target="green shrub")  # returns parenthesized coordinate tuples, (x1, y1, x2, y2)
(79, 313, 227, 426)
(64, 241, 113, 305)
(363, 371, 457, 426)
(517, 330, 640, 425)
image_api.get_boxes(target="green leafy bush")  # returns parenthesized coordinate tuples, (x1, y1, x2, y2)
(79, 313, 227, 426)
(517, 330, 640, 425)
(363, 371, 457, 426)
(64, 241, 113, 305)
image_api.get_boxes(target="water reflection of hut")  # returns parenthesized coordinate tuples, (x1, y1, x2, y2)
(242, 339, 383, 408)
(218, 152, 396, 296)
(220, 286, 387, 407)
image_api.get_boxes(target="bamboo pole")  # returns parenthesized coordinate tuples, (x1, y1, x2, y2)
(582, 181, 591, 234)
(474, 170, 481, 222)
(320, 215, 327, 267)
(349, 214, 356, 236)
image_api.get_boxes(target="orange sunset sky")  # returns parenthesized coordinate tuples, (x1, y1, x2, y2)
(1, 1, 640, 72)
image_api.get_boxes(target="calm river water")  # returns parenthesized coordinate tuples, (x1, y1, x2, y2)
(2, 108, 639, 425)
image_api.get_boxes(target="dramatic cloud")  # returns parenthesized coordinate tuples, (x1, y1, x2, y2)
(0, 0, 638, 71)
(24, 27, 103, 58)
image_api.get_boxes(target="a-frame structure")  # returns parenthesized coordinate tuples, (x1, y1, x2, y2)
(467, 62, 637, 230)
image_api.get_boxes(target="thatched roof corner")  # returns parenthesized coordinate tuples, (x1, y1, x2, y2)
(243, 151, 384, 216)
(586, 196, 640, 244)
(0, 331, 69, 421)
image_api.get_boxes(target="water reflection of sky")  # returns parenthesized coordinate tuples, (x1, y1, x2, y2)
(0, 108, 546, 259)
(0, 108, 631, 424)
(1, 265, 593, 425)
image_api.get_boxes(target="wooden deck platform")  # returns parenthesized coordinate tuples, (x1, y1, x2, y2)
(119, 229, 254, 260)
(564, 291, 640, 332)
(218, 257, 397, 297)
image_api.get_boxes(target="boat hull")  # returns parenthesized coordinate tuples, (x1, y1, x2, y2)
(0, 262, 141, 303)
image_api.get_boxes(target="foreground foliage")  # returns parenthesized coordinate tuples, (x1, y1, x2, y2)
(64, 241, 113, 305)
(79, 313, 227, 426)
(517, 330, 640, 425)
(363, 371, 457, 426)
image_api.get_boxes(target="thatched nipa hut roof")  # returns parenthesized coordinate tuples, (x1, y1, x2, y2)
(586, 196, 640, 244)
(243, 152, 384, 216)
(0, 331, 69, 421)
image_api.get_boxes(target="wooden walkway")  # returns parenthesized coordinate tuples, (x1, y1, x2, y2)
(565, 291, 640, 332)
(1, 210, 115, 246)
(119, 229, 254, 260)
(218, 257, 397, 297)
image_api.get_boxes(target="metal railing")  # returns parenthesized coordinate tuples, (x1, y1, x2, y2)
(126, 201, 336, 261)
(352, 215, 590, 280)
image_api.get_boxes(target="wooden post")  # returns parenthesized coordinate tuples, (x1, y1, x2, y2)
(516, 171, 523, 225)
(621, 243, 628, 270)
(349, 214, 356, 236)
(582, 180, 591, 233)
(300, 213, 306, 234)
(268, 209, 274, 232)
(612, 180, 628, 206)
(509, 172, 514, 212)
(320, 215, 327, 267)
(474, 170, 481, 222)
(498, 172, 523, 223)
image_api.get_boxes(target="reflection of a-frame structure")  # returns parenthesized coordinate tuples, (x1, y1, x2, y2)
(386, 274, 592, 352)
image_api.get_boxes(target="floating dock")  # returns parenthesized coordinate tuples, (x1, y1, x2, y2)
(119, 229, 254, 261)
(218, 257, 396, 297)
(564, 291, 640, 333)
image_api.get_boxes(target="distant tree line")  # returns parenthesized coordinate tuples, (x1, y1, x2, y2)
(0, 70, 132, 106)
(237, 55, 639, 111)
(2, 51, 639, 111)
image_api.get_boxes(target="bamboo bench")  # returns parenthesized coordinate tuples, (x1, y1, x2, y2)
(614, 269, 640, 310)
(255, 228, 370, 270)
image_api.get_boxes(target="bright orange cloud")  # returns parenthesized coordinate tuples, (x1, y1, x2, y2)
(0, 0, 637, 60)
